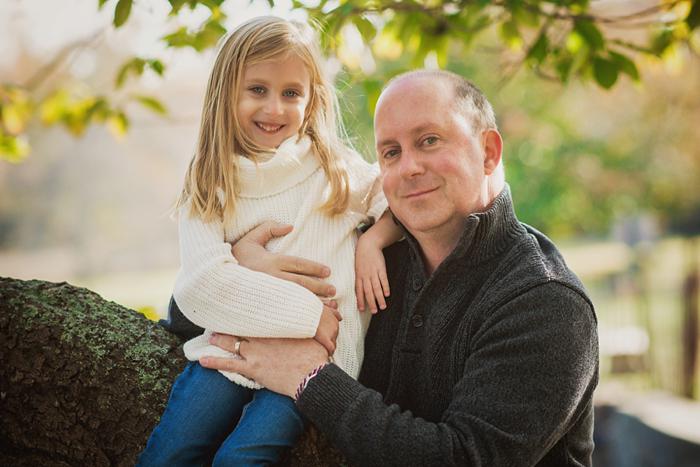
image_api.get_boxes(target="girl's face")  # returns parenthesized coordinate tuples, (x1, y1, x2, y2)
(237, 53, 311, 150)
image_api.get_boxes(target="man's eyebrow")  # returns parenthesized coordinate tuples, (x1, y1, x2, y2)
(376, 124, 437, 148)
(411, 124, 437, 135)
(376, 137, 398, 148)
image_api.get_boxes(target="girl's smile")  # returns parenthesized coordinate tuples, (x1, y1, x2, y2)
(237, 54, 311, 150)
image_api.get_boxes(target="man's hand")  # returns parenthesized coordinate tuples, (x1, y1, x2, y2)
(201, 334, 329, 398)
(232, 221, 336, 297)
(314, 304, 342, 355)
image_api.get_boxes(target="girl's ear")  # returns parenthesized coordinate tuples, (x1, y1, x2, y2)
(482, 129, 503, 175)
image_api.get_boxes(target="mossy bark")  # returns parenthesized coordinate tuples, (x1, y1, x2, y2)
(0, 277, 345, 466)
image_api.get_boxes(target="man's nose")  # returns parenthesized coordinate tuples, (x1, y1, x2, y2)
(399, 150, 424, 178)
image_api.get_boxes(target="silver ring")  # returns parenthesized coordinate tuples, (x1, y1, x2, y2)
(233, 339, 242, 358)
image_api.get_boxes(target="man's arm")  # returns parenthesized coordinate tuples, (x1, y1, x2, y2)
(202, 282, 598, 466)
(165, 221, 337, 340)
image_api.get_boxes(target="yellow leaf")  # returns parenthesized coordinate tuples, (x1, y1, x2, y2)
(107, 112, 129, 139)
(2, 105, 26, 134)
(137, 306, 160, 322)
(40, 90, 69, 124)
(661, 42, 685, 75)
(0, 132, 30, 163)
(373, 31, 403, 60)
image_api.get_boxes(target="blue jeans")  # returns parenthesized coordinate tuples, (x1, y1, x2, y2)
(137, 362, 305, 467)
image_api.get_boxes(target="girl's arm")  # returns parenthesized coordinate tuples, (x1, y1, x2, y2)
(345, 151, 402, 313)
(355, 210, 403, 313)
(173, 206, 324, 338)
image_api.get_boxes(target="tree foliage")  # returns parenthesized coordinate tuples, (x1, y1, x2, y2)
(1, 0, 698, 163)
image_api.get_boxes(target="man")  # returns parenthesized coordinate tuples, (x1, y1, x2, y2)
(185, 70, 598, 466)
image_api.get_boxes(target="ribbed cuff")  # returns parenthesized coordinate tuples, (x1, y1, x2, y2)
(296, 363, 365, 438)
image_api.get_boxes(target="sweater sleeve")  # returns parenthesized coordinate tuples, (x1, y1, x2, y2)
(297, 282, 598, 466)
(172, 207, 323, 338)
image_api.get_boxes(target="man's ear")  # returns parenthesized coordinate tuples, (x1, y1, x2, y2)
(482, 129, 503, 175)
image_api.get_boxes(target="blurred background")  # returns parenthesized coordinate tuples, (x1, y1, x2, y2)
(1, 0, 699, 464)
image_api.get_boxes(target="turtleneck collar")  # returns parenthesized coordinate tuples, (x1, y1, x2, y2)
(400, 184, 527, 272)
(236, 136, 320, 198)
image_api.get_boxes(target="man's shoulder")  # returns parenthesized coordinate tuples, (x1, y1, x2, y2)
(481, 223, 593, 312)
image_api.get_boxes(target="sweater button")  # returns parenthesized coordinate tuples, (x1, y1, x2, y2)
(412, 278, 422, 291)
(412, 314, 423, 328)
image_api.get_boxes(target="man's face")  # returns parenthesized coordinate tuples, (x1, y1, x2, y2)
(375, 77, 497, 239)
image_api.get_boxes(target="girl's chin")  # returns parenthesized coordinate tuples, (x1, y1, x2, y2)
(253, 135, 293, 149)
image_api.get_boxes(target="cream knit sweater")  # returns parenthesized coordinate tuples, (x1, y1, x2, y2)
(173, 136, 387, 389)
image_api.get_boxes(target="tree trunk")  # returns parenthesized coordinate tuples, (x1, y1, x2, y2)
(0, 277, 344, 466)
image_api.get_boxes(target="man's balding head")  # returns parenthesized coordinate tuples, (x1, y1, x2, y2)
(381, 70, 498, 136)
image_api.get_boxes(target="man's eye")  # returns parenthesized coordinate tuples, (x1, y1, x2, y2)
(383, 149, 400, 159)
(424, 136, 438, 145)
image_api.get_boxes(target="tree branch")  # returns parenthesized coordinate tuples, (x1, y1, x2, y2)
(23, 30, 104, 92)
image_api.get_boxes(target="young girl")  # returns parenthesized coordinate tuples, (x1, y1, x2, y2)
(137, 16, 401, 467)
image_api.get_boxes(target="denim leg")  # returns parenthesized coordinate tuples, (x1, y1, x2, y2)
(137, 362, 253, 467)
(212, 389, 306, 467)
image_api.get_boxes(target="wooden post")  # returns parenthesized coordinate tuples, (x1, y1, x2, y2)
(681, 238, 699, 399)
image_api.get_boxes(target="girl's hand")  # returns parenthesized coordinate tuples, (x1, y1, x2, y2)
(231, 221, 336, 298)
(354, 233, 390, 314)
(314, 305, 342, 356)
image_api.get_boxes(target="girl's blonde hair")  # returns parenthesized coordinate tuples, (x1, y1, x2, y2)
(177, 16, 351, 223)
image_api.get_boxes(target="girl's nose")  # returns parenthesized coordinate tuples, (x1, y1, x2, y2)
(264, 96, 284, 116)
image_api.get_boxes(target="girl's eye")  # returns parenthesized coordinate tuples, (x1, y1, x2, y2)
(283, 89, 301, 98)
(249, 86, 265, 95)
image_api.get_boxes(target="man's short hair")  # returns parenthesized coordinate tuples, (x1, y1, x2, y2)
(386, 70, 498, 133)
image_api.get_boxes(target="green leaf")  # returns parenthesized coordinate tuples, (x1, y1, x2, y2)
(526, 31, 548, 64)
(499, 19, 522, 48)
(335, 2, 354, 17)
(650, 29, 674, 55)
(114, 0, 133, 28)
(574, 19, 604, 51)
(353, 16, 376, 43)
(609, 51, 639, 81)
(168, 0, 188, 15)
(85, 98, 111, 122)
(163, 28, 195, 48)
(98, 0, 109, 9)
(687, 0, 700, 30)
(133, 95, 168, 115)
(362, 79, 382, 116)
(512, 5, 540, 28)
(592, 56, 619, 89)
(148, 59, 165, 75)
(555, 54, 573, 82)
(266, 0, 275, 8)
(193, 20, 227, 51)
(116, 58, 145, 88)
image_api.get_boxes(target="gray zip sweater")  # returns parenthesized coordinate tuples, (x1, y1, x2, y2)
(297, 186, 599, 466)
